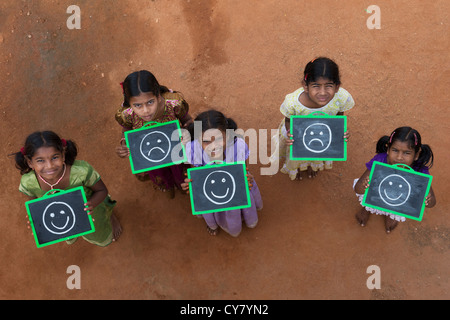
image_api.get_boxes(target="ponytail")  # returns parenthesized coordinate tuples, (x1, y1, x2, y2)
(376, 135, 389, 154)
(416, 144, 434, 169)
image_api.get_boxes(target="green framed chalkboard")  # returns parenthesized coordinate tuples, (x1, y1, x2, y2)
(25, 187, 95, 248)
(124, 120, 187, 174)
(290, 112, 347, 161)
(187, 162, 251, 215)
(362, 161, 433, 221)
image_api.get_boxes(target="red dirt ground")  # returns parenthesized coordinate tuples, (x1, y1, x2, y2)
(0, 0, 448, 300)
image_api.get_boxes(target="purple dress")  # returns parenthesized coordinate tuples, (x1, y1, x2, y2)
(186, 138, 263, 237)
(354, 153, 430, 222)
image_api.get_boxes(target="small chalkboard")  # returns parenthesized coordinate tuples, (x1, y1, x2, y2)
(187, 162, 251, 215)
(25, 187, 95, 248)
(362, 161, 433, 221)
(290, 112, 347, 161)
(124, 120, 186, 174)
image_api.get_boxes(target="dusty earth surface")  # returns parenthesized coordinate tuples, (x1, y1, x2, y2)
(0, 0, 449, 301)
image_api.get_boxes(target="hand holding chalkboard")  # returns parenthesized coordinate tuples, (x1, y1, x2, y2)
(187, 162, 252, 215)
(289, 112, 347, 161)
(362, 161, 433, 221)
(182, 167, 255, 194)
(25, 187, 95, 248)
(124, 120, 186, 174)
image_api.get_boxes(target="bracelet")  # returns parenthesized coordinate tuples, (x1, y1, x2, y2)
(119, 137, 126, 145)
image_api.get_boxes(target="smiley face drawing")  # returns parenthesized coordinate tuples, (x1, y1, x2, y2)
(42, 201, 76, 235)
(203, 170, 236, 205)
(139, 131, 171, 163)
(378, 174, 412, 207)
(302, 123, 332, 153)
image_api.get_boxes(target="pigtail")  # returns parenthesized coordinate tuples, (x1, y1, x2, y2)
(63, 139, 78, 166)
(159, 85, 171, 94)
(13, 150, 32, 175)
(225, 117, 238, 131)
(376, 136, 389, 154)
(416, 144, 434, 169)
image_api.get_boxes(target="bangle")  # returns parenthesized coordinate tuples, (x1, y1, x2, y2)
(119, 138, 126, 145)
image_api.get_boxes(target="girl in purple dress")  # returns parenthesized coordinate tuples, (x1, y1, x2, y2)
(353, 127, 436, 233)
(181, 110, 263, 236)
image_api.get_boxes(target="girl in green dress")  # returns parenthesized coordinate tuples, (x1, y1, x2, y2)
(14, 131, 121, 247)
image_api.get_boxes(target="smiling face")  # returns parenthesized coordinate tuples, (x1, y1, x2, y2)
(42, 201, 76, 235)
(378, 174, 411, 207)
(139, 131, 171, 162)
(27, 146, 65, 184)
(202, 129, 226, 160)
(302, 123, 332, 153)
(202, 170, 236, 205)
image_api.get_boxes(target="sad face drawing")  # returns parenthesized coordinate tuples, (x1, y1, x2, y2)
(378, 174, 412, 207)
(139, 131, 171, 163)
(202, 170, 236, 205)
(302, 123, 332, 153)
(42, 201, 76, 235)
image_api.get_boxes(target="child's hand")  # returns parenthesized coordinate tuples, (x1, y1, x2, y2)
(362, 176, 370, 189)
(343, 131, 350, 142)
(285, 131, 295, 146)
(84, 201, 93, 213)
(246, 171, 254, 190)
(84, 202, 96, 220)
(181, 175, 192, 194)
(115, 144, 130, 158)
(26, 216, 34, 235)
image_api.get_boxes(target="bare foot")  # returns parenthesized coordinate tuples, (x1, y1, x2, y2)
(307, 166, 319, 179)
(206, 225, 218, 236)
(355, 208, 370, 227)
(111, 213, 122, 241)
(160, 187, 175, 199)
(385, 216, 399, 234)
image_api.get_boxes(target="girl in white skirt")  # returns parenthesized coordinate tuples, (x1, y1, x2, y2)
(354, 127, 436, 233)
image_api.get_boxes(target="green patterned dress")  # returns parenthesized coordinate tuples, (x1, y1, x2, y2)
(19, 160, 116, 247)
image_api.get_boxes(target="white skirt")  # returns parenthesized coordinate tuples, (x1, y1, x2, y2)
(353, 179, 406, 222)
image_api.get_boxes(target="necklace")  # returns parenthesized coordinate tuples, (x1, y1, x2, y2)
(37, 164, 66, 190)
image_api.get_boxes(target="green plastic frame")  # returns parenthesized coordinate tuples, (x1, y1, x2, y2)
(124, 120, 187, 174)
(361, 161, 433, 221)
(25, 186, 95, 248)
(289, 112, 347, 161)
(187, 161, 252, 215)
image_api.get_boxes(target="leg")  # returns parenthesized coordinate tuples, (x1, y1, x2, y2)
(355, 207, 370, 227)
(111, 213, 122, 241)
(385, 216, 399, 233)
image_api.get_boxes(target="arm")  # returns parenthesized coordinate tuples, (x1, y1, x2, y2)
(337, 111, 350, 142)
(180, 113, 193, 128)
(354, 169, 371, 195)
(84, 179, 108, 213)
(181, 164, 195, 194)
(425, 186, 436, 208)
(115, 127, 131, 158)
(284, 117, 294, 146)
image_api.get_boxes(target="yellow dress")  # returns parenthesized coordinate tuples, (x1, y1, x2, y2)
(272, 87, 355, 180)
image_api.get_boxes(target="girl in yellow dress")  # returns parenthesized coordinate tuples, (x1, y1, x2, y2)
(272, 57, 355, 180)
